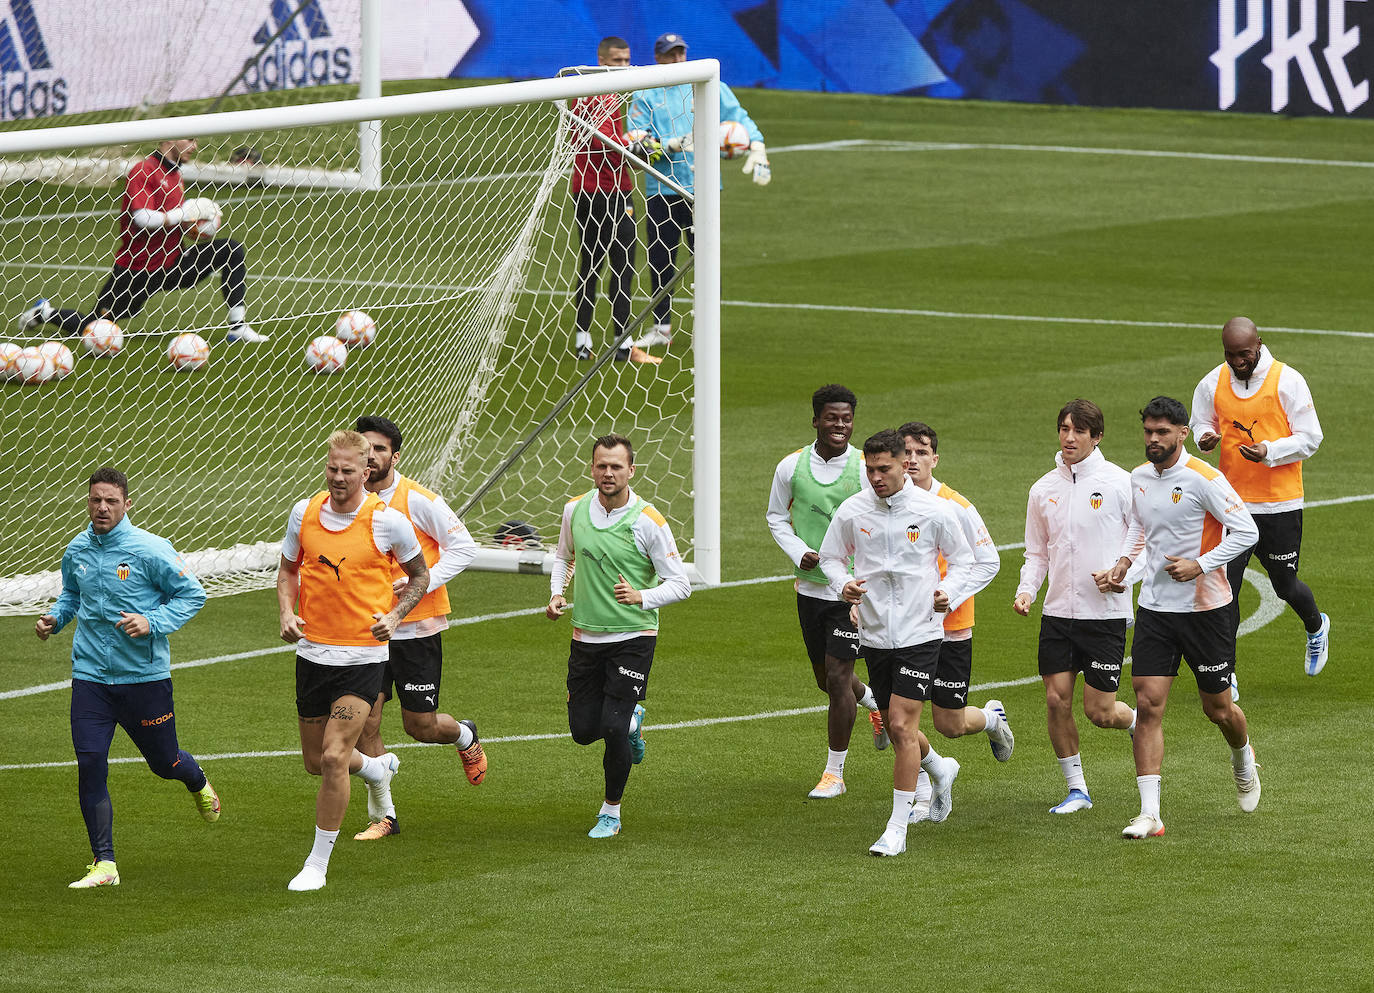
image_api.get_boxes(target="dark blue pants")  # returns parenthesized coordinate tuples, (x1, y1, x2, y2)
(70, 678, 207, 862)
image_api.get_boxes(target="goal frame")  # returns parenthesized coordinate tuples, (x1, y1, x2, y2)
(0, 60, 722, 596)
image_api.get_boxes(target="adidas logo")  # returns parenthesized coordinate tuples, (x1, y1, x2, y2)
(243, 0, 352, 94)
(0, 0, 70, 120)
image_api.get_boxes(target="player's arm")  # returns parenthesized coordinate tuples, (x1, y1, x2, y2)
(934, 510, 977, 613)
(765, 453, 818, 570)
(958, 502, 1000, 597)
(1102, 500, 1145, 588)
(628, 513, 692, 609)
(1014, 489, 1048, 615)
(371, 511, 428, 640)
(547, 500, 577, 620)
(819, 510, 863, 603)
(721, 82, 770, 185)
(276, 501, 308, 642)
(1193, 477, 1259, 574)
(1190, 370, 1222, 452)
(1255, 368, 1323, 465)
(404, 493, 476, 595)
(37, 551, 81, 640)
(136, 543, 206, 638)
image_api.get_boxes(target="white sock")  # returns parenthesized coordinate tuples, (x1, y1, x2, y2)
(575, 331, 592, 349)
(228, 305, 246, 326)
(974, 704, 993, 734)
(888, 789, 915, 830)
(456, 722, 475, 749)
(305, 826, 338, 873)
(1229, 739, 1254, 773)
(914, 769, 932, 806)
(599, 801, 621, 819)
(920, 744, 944, 771)
(1058, 753, 1087, 794)
(857, 683, 878, 711)
(1137, 774, 1162, 819)
(355, 752, 389, 785)
(825, 749, 847, 778)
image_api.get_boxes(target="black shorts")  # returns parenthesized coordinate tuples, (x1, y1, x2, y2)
(864, 641, 941, 709)
(295, 658, 386, 718)
(932, 638, 973, 709)
(1231, 509, 1303, 581)
(381, 633, 443, 712)
(1037, 616, 1128, 693)
(796, 593, 860, 667)
(567, 636, 656, 703)
(1130, 607, 1234, 695)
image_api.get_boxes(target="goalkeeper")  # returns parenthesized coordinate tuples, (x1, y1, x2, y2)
(627, 32, 770, 351)
(16, 138, 267, 343)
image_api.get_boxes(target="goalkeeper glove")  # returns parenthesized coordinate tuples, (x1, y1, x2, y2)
(177, 197, 221, 223)
(743, 141, 771, 186)
(664, 134, 694, 154)
(627, 136, 662, 163)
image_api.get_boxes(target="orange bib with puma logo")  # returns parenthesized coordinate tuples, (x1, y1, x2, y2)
(297, 491, 395, 646)
(1215, 362, 1303, 504)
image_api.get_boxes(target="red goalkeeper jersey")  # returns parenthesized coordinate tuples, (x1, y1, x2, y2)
(570, 93, 633, 194)
(115, 153, 184, 271)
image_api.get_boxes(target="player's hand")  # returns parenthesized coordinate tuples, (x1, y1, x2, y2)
(933, 589, 950, 612)
(627, 136, 663, 164)
(391, 576, 410, 596)
(178, 197, 220, 224)
(743, 142, 771, 185)
(841, 578, 867, 605)
(1091, 568, 1126, 594)
(116, 612, 150, 638)
(1106, 556, 1131, 587)
(370, 610, 400, 642)
(1238, 442, 1268, 462)
(35, 614, 56, 640)
(546, 594, 567, 621)
(1164, 555, 1203, 582)
(849, 604, 859, 628)
(664, 134, 693, 154)
(1197, 432, 1220, 452)
(613, 573, 643, 606)
(1012, 593, 1032, 616)
(280, 612, 306, 643)
(798, 551, 820, 572)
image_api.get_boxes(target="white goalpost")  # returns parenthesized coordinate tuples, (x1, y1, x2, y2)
(0, 60, 720, 615)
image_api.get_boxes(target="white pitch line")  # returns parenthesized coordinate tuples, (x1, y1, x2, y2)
(0, 571, 1286, 773)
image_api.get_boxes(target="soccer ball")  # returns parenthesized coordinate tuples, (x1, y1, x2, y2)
(15, 346, 55, 384)
(334, 310, 376, 349)
(82, 319, 123, 358)
(305, 335, 347, 374)
(39, 341, 75, 379)
(720, 120, 750, 160)
(0, 342, 21, 380)
(168, 332, 210, 371)
(182, 197, 222, 241)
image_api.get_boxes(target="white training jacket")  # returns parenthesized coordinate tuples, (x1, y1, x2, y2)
(820, 478, 976, 650)
(1190, 344, 1323, 514)
(1123, 455, 1258, 614)
(925, 476, 1000, 640)
(1017, 448, 1135, 621)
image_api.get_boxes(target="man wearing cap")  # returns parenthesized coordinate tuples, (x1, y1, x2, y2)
(627, 33, 770, 351)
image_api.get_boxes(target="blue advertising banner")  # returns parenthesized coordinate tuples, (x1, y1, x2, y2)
(450, 0, 1374, 117)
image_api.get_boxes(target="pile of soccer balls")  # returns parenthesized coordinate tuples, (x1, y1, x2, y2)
(305, 310, 376, 374)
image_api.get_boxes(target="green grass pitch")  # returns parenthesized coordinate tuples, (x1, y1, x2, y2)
(2, 87, 1373, 992)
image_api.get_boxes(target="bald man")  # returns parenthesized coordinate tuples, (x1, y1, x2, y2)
(1191, 317, 1329, 681)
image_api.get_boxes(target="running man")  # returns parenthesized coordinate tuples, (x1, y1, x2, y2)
(898, 421, 1011, 821)
(546, 434, 691, 838)
(350, 416, 485, 842)
(821, 429, 975, 856)
(277, 430, 430, 890)
(1102, 397, 1260, 839)
(1014, 399, 1138, 814)
(766, 384, 885, 799)
(1191, 316, 1329, 680)
(35, 466, 218, 889)
(16, 138, 266, 343)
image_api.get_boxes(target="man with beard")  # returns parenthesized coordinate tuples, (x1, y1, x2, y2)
(766, 385, 885, 799)
(1101, 397, 1260, 839)
(1191, 316, 1328, 684)
(350, 416, 484, 842)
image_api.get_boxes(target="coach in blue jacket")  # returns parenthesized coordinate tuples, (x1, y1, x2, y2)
(36, 466, 219, 889)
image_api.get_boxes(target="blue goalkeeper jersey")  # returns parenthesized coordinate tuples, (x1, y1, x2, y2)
(627, 80, 763, 199)
(48, 515, 206, 684)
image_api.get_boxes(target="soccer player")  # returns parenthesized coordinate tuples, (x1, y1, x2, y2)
(16, 138, 267, 343)
(35, 467, 218, 889)
(627, 32, 770, 350)
(898, 421, 1011, 820)
(820, 430, 975, 857)
(350, 416, 484, 842)
(1102, 397, 1261, 839)
(546, 433, 691, 838)
(1013, 400, 1138, 814)
(766, 385, 885, 799)
(1191, 316, 1329, 681)
(568, 37, 659, 365)
(277, 430, 430, 890)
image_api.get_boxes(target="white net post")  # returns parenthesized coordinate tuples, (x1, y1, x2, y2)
(692, 67, 722, 586)
(357, 0, 382, 191)
(0, 62, 721, 615)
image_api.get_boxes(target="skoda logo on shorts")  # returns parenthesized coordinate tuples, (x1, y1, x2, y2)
(1090, 492, 1103, 510)
(1171, 486, 1183, 504)
(906, 524, 920, 543)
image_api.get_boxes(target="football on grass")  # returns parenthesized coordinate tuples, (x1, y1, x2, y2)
(168, 332, 210, 371)
(305, 335, 347, 374)
(335, 310, 376, 349)
(82, 319, 123, 358)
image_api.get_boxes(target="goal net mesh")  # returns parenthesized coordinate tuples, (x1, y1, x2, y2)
(0, 72, 698, 615)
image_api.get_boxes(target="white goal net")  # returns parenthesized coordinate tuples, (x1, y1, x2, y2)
(0, 63, 721, 615)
